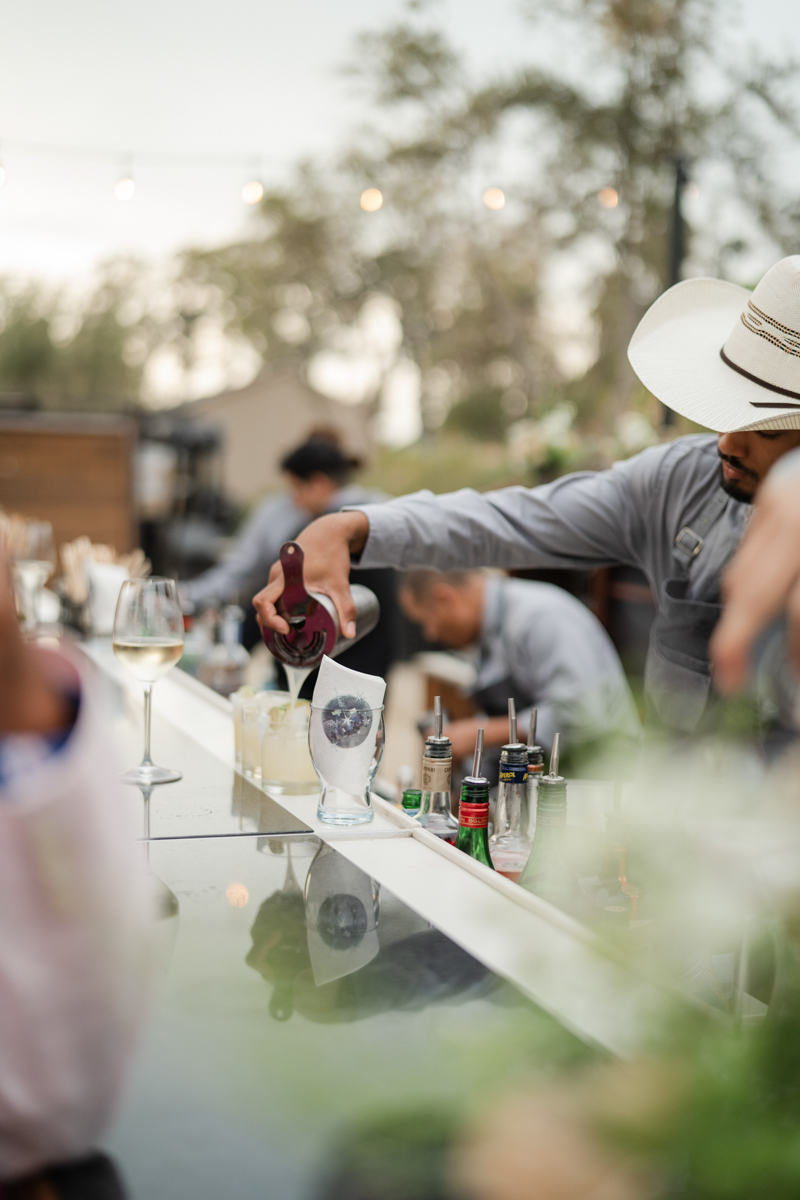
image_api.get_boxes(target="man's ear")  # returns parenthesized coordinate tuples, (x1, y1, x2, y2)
(430, 581, 456, 606)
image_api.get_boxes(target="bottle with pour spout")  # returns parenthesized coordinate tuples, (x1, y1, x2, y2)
(526, 708, 544, 834)
(489, 699, 532, 882)
(261, 541, 380, 679)
(415, 696, 458, 843)
(518, 733, 579, 912)
(455, 729, 494, 869)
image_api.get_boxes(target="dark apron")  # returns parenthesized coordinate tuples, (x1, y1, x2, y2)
(645, 490, 730, 734)
(645, 578, 723, 733)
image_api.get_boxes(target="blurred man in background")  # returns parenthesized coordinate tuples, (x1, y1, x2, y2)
(182, 429, 400, 688)
(0, 552, 151, 1196)
(399, 568, 641, 765)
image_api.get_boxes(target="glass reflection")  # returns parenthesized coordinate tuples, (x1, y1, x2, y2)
(246, 840, 496, 1022)
(140, 785, 179, 921)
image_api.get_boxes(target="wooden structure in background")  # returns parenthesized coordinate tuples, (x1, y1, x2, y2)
(0, 412, 136, 557)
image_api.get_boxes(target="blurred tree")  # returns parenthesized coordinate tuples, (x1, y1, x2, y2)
(0, 260, 148, 410)
(0, 286, 58, 402)
(348, 0, 800, 428)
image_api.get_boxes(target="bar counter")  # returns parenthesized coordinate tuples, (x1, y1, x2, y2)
(82, 643, 671, 1200)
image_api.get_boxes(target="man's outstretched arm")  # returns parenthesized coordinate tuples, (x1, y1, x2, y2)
(252, 453, 663, 640)
(713, 450, 800, 692)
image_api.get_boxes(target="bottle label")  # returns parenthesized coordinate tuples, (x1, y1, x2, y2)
(536, 809, 567, 827)
(499, 764, 528, 785)
(458, 801, 489, 830)
(422, 757, 451, 793)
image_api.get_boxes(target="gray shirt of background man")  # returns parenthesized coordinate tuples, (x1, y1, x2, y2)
(474, 574, 641, 755)
(185, 484, 386, 609)
(347, 434, 750, 726)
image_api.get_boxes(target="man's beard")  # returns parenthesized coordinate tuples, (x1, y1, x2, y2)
(718, 460, 756, 504)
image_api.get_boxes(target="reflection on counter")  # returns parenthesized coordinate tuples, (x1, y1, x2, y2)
(230, 772, 313, 836)
(246, 840, 497, 1024)
(140, 785, 180, 921)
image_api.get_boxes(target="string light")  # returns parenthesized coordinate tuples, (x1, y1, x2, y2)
(114, 175, 135, 202)
(242, 179, 264, 205)
(686, 181, 700, 201)
(483, 187, 505, 210)
(0, 165, 5, 189)
(598, 187, 618, 208)
(360, 188, 383, 212)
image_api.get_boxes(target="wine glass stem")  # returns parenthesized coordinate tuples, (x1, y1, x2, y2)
(142, 684, 154, 766)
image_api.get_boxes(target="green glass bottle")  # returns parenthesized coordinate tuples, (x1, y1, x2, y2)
(455, 729, 495, 870)
(518, 733, 577, 910)
(401, 788, 422, 817)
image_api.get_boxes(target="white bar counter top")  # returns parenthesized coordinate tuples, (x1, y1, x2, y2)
(82, 638, 673, 1058)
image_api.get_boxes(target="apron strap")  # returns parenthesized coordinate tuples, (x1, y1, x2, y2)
(673, 488, 729, 572)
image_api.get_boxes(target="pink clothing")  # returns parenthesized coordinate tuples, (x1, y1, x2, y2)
(0, 653, 151, 1180)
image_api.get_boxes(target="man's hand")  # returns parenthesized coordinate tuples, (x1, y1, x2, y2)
(253, 510, 370, 639)
(712, 467, 800, 693)
(0, 551, 72, 734)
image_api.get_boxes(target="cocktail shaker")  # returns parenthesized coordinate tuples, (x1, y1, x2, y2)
(262, 541, 380, 669)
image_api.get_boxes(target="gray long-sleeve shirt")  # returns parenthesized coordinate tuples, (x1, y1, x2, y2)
(349, 436, 751, 728)
(186, 484, 386, 608)
(352, 434, 747, 608)
(474, 575, 641, 755)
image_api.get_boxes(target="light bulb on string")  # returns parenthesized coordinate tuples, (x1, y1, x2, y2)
(114, 159, 135, 202)
(483, 187, 505, 210)
(0, 164, 6, 189)
(598, 187, 618, 209)
(242, 179, 264, 205)
(360, 188, 383, 212)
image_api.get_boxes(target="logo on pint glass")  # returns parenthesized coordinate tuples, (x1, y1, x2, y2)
(321, 695, 373, 748)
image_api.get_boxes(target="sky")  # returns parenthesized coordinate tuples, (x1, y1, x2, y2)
(1, 0, 798, 285)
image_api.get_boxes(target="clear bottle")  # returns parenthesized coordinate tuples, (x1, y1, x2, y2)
(415, 696, 457, 843)
(198, 604, 250, 696)
(519, 734, 578, 911)
(455, 729, 494, 869)
(526, 708, 544, 835)
(489, 700, 532, 882)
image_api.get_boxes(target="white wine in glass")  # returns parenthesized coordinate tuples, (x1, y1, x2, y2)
(113, 578, 185, 786)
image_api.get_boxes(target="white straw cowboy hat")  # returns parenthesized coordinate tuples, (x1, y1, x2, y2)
(628, 255, 800, 432)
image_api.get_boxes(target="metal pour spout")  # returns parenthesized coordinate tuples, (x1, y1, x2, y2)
(434, 695, 442, 739)
(471, 727, 485, 780)
(528, 708, 538, 748)
(549, 732, 561, 779)
(508, 698, 517, 746)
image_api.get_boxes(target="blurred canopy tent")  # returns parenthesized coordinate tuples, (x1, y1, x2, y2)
(174, 368, 373, 504)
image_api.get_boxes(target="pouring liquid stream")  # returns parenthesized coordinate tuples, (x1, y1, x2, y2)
(285, 664, 312, 708)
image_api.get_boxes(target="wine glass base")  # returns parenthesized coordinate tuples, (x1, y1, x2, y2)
(122, 765, 182, 786)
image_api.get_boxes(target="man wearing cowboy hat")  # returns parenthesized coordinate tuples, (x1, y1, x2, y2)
(255, 256, 800, 735)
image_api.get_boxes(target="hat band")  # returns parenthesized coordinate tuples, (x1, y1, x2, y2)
(719, 347, 800, 408)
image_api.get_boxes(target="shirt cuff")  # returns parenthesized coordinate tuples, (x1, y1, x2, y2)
(341, 503, 407, 569)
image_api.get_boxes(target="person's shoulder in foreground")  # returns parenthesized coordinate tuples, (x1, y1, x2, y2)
(0, 562, 151, 1184)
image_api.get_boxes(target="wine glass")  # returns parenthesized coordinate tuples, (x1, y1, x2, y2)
(113, 578, 185, 786)
(13, 520, 56, 633)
